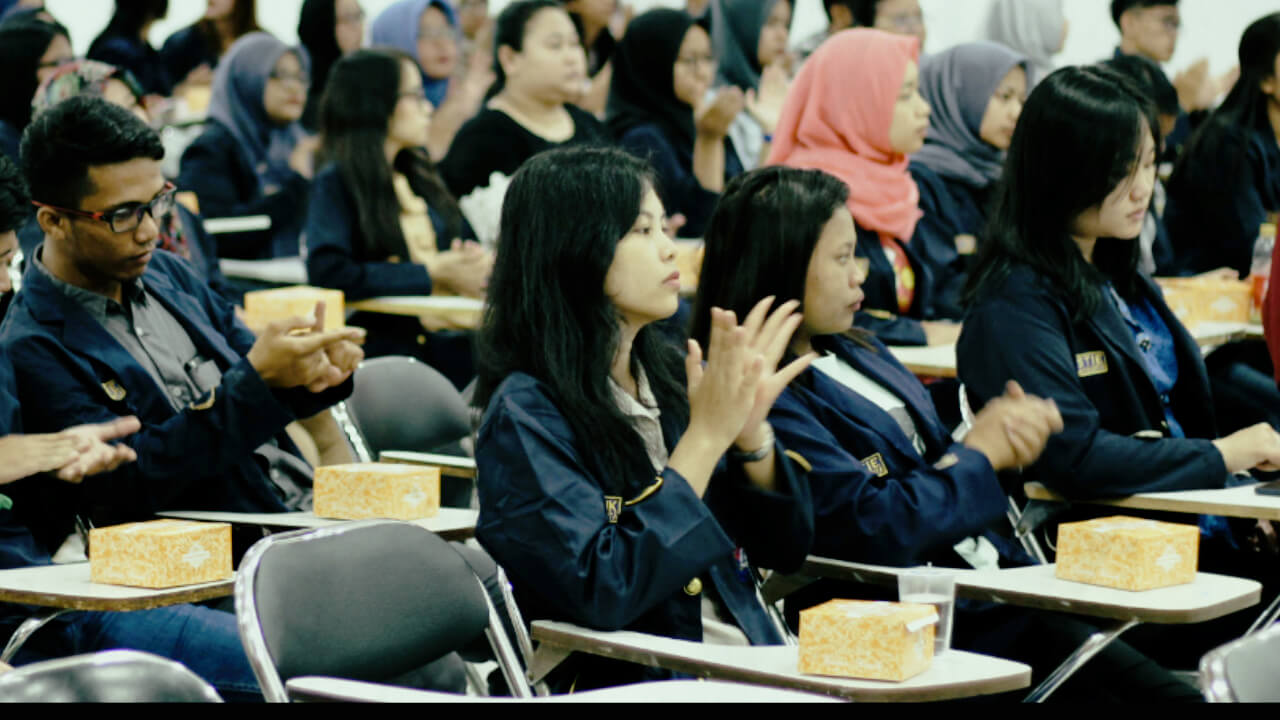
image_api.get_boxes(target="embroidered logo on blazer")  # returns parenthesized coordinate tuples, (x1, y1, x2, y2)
(1075, 351, 1109, 378)
(934, 453, 960, 471)
(101, 380, 127, 402)
(861, 453, 889, 477)
(604, 496, 622, 524)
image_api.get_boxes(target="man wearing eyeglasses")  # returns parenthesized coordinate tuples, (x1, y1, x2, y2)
(1, 95, 364, 554)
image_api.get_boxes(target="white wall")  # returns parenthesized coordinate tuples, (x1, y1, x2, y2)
(49, 0, 1280, 78)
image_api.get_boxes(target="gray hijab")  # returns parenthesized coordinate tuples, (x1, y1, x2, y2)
(710, 0, 781, 90)
(912, 42, 1027, 189)
(207, 32, 311, 194)
(985, 0, 1064, 86)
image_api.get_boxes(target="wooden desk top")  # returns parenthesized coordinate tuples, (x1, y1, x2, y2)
(379, 451, 478, 479)
(0, 563, 232, 612)
(799, 558, 1261, 625)
(1023, 482, 1280, 522)
(531, 621, 1030, 702)
(347, 296, 484, 318)
(218, 256, 305, 285)
(157, 508, 478, 542)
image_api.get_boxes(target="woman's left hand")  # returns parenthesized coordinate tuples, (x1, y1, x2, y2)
(733, 297, 816, 451)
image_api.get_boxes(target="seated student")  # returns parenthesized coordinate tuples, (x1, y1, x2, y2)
(371, 0, 491, 162)
(0, 17, 72, 163)
(1165, 13, 1280, 278)
(707, 0, 792, 173)
(910, 42, 1027, 320)
(606, 9, 743, 239)
(298, 0, 364, 133)
(474, 146, 815, 691)
(0, 157, 23, 318)
(985, 0, 1067, 88)
(179, 33, 316, 259)
(770, 29, 956, 347)
(561, 0, 624, 117)
(692, 166, 1203, 703)
(161, 0, 260, 92)
(28, 60, 234, 302)
(4, 94, 364, 550)
(87, 0, 174, 99)
(439, 0, 606, 199)
(795, 1, 856, 61)
(307, 49, 490, 390)
(845, 0, 925, 45)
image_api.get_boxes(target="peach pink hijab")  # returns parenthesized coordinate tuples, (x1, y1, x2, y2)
(768, 29, 923, 241)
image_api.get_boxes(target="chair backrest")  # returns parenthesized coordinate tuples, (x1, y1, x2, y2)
(1201, 623, 1280, 702)
(347, 356, 472, 458)
(235, 520, 528, 702)
(0, 650, 222, 702)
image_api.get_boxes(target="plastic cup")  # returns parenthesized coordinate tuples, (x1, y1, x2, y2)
(898, 567, 956, 654)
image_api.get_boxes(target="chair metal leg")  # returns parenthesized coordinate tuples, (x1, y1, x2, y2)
(1022, 618, 1140, 703)
(759, 572, 817, 607)
(494, 567, 550, 696)
(2, 609, 72, 663)
(480, 581, 533, 699)
(528, 644, 573, 686)
(330, 402, 374, 463)
(463, 662, 489, 696)
(1246, 588, 1280, 635)
(1007, 498, 1050, 565)
(753, 572, 797, 646)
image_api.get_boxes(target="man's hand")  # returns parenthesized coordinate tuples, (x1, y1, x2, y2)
(246, 303, 366, 391)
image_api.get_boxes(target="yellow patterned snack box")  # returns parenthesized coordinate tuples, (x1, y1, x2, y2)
(1055, 516, 1198, 591)
(1156, 277, 1251, 328)
(90, 520, 232, 589)
(313, 463, 441, 521)
(243, 286, 345, 331)
(798, 599, 937, 682)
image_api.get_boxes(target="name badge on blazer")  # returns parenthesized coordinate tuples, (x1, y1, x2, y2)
(101, 380, 127, 402)
(604, 496, 622, 524)
(1076, 351, 1109, 378)
(861, 453, 889, 477)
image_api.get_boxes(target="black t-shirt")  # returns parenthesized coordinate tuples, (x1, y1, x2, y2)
(440, 104, 608, 198)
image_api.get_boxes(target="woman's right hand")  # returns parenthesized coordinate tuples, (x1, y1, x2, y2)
(964, 381, 1063, 472)
(695, 87, 745, 140)
(1213, 423, 1280, 474)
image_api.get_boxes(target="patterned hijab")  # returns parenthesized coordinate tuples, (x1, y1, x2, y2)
(768, 29, 923, 241)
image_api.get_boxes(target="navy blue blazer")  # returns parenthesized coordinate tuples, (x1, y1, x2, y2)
(1165, 123, 1280, 277)
(178, 122, 309, 259)
(854, 224, 938, 347)
(0, 249, 351, 552)
(958, 265, 1227, 498)
(0, 348, 49, 572)
(771, 334, 1018, 569)
(475, 372, 812, 686)
(616, 123, 742, 239)
(909, 162, 990, 321)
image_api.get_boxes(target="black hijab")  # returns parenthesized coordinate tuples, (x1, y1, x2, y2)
(0, 20, 68, 131)
(298, 0, 342, 131)
(605, 9, 705, 153)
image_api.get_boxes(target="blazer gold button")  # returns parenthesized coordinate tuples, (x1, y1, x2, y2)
(684, 578, 703, 596)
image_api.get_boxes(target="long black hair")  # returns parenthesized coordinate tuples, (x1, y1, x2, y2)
(299, 0, 341, 131)
(486, 0, 567, 100)
(964, 65, 1159, 321)
(475, 145, 688, 497)
(92, 0, 169, 45)
(0, 19, 70, 133)
(1170, 13, 1280, 189)
(319, 48, 464, 260)
(691, 166, 851, 349)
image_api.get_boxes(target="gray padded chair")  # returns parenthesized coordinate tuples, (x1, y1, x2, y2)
(1200, 623, 1280, 702)
(0, 650, 222, 702)
(346, 356, 471, 459)
(235, 520, 531, 702)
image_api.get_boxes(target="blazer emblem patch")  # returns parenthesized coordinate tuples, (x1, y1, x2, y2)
(101, 380, 127, 402)
(1076, 351, 1109, 378)
(604, 496, 623, 524)
(861, 453, 889, 477)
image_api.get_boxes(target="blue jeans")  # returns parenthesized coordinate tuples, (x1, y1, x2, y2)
(7, 604, 263, 702)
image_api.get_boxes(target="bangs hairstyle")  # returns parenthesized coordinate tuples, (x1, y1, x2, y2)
(20, 95, 164, 210)
(690, 167, 851, 351)
(486, 0, 570, 100)
(475, 145, 687, 497)
(319, 48, 464, 259)
(964, 65, 1159, 321)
